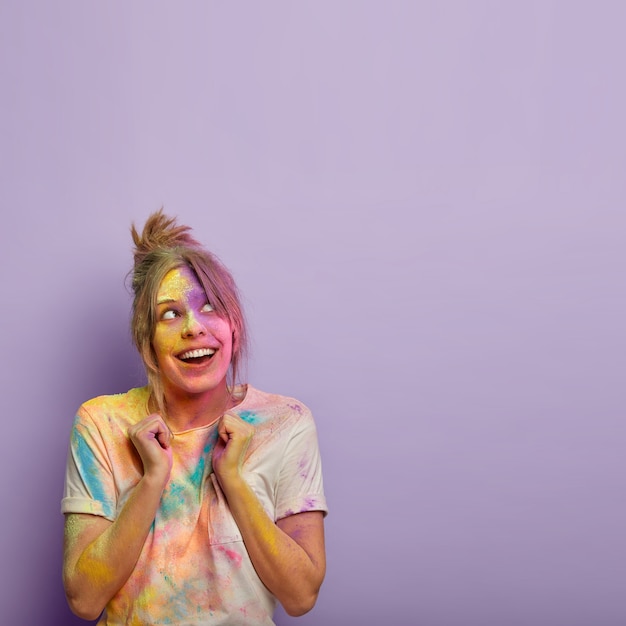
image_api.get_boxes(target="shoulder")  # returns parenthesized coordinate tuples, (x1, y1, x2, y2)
(236, 386, 318, 448)
(240, 385, 314, 424)
(77, 387, 150, 427)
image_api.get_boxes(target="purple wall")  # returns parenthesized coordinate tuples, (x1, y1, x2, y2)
(1, 2, 624, 624)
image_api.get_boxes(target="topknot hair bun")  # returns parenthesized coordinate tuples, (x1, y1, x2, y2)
(131, 208, 201, 266)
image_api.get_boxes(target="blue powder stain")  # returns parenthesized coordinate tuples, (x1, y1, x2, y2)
(239, 410, 262, 424)
(164, 439, 215, 515)
(191, 436, 216, 484)
(161, 481, 187, 518)
(73, 429, 109, 506)
(190, 455, 206, 487)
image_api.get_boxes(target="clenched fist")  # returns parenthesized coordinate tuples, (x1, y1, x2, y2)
(212, 413, 255, 489)
(128, 413, 174, 486)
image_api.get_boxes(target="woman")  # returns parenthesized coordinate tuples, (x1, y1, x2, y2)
(62, 210, 327, 625)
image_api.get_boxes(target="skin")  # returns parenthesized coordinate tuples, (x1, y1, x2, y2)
(151, 266, 236, 428)
(63, 267, 326, 620)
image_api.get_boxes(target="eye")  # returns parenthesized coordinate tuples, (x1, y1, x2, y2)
(201, 302, 214, 313)
(161, 309, 178, 320)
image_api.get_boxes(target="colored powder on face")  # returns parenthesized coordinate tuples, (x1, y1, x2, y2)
(157, 268, 196, 302)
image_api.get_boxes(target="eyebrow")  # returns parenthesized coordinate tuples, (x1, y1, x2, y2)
(156, 297, 178, 306)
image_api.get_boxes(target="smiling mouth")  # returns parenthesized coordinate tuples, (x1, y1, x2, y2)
(178, 348, 216, 364)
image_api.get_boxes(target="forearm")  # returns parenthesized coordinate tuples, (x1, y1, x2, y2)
(64, 475, 165, 620)
(220, 477, 325, 616)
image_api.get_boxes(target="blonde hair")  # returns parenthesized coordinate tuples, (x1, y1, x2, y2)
(129, 209, 248, 415)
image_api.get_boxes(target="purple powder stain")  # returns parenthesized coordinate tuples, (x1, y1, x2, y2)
(287, 498, 320, 516)
(287, 403, 302, 413)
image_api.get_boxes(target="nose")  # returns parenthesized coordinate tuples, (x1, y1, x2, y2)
(182, 310, 206, 337)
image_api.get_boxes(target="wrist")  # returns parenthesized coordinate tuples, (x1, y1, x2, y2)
(140, 469, 170, 492)
(214, 469, 247, 496)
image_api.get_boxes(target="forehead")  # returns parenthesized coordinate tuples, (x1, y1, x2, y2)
(157, 266, 204, 301)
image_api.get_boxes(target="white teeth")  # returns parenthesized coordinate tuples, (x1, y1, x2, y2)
(180, 348, 216, 360)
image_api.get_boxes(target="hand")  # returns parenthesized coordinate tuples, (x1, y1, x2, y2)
(128, 413, 174, 485)
(212, 413, 255, 488)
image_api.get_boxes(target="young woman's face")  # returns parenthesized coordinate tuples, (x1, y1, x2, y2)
(152, 266, 234, 401)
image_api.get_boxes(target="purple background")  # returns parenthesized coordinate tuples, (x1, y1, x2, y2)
(1, 2, 624, 625)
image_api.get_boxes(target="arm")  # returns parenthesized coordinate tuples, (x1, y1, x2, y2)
(63, 414, 173, 620)
(212, 414, 326, 616)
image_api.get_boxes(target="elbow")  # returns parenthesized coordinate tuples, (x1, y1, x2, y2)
(65, 588, 105, 622)
(64, 579, 105, 621)
(281, 561, 326, 617)
(66, 595, 104, 622)
(282, 589, 320, 617)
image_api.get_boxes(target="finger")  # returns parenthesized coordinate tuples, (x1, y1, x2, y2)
(217, 415, 235, 441)
(130, 414, 172, 446)
(156, 425, 173, 449)
(221, 413, 254, 434)
(218, 425, 231, 445)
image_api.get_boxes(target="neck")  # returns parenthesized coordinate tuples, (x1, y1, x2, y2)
(162, 383, 237, 432)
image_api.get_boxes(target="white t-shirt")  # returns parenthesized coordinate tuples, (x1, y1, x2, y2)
(62, 385, 327, 625)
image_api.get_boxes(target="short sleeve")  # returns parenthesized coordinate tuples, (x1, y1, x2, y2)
(274, 408, 328, 521)
(61, 408, 117, 521)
